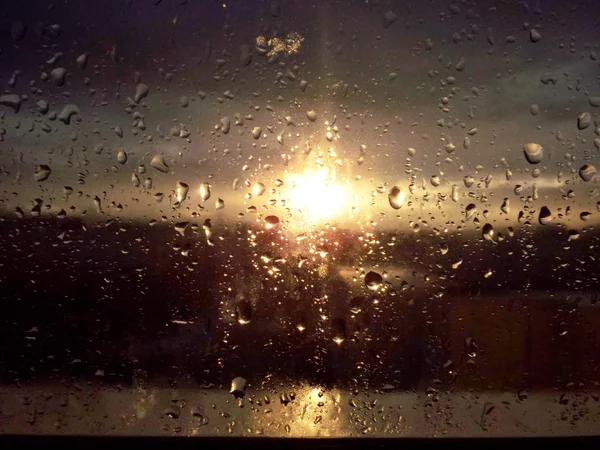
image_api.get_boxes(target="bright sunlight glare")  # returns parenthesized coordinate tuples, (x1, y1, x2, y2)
(286, 167, 349, 223)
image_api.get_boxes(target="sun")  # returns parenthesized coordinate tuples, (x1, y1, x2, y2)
(286, 167, 349, 223)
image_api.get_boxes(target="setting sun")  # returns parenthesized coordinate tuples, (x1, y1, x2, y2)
(286, 167, 349, 223)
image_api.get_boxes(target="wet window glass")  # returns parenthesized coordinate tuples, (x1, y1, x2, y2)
(1, 0, 600, 438)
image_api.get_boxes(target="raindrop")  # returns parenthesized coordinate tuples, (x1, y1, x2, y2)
(230, 377, 247, 399)
(199, 182, 211, 202)
(216, 198, 225, 210)
(151, 154, 169, 173)
(50, 67, 67, 86)
(0, 94, 22, 111)
(388, 186, 405, 210)
(306, 110, 318, 122)
(331, 318, 346, 345)
(364, 271, 383, 291)
(264, 215, 280, 230)
(579, 164, 597, 182)
(530, 28, 541, 43)
(93, 196, 102, 213)
(131, 173, 140, 187)
(34, 165, 52, 182)
(538, 206, 551, 225)
(430, 175, 441, 187)
(58, 104, 80, 124)
(176, 182, 189, 203)
(451, 185, 459, 202)
(253, 182, 266, 196)
(580, 211, 592, 221)
(134, 83, 149, 103)
(221, 116, 231, 134)
(577, 112, 592, 130)
(465, 203, 477, 221)
(463, 175, 475, 188)
(482, 223, 495, 242)
(236, 301, 252, 325)
(501, 198, 510, 214)
(529, 104, 539, 115)
(523, 143, 543, 164)
(76, 53, 88, 70)
(117, 149, 127, 164)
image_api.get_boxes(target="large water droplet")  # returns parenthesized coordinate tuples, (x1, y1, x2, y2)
(577, 112, 592, 130)
(216, 198, 225, 210)
(252, 182, 266, 196)
(117, 149, 127, 164)
(579, 164, 597, 182)
(331, 318, 346, 345)
(199, 182, 211, 202)
(538, 206, 551, 225)
(175, 181, 189, 203)
(306, 110, 318, 122)
(501, 198, 510, 214)
(34, 165, 52, 182)
(482, 223, 495, 242)
(388, 186, 405, 210)
(523, 143, 543, 164)
(264, 215, 280, 230)
(465, 203, 477, 221)
(364, 271, 383, 291)
(230, 377, 247, 399)
(430, 175, 441, 187)
(236, 301, 252, 325)
(151, 154, 169, 173)
(463, 175, 475, 188)
(134, 83, 149, 103)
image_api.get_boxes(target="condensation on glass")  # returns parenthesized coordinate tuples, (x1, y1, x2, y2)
(0, 0, 600, 438)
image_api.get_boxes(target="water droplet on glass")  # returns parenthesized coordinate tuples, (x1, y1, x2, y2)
(151, 154, 169, 173)
(251, 126, 262, 139)
(451, 185, 459, 202)
(264, 215, 280, 230)
(221, 116, 231, 134)
(132, 173, 140, 187)
(252, 182, 266, 196)
(230, 377, 247, 399)
(463, 175, 474, 188)
(465, 203, 477, 221)
(331, 318, 346, 345)
(430, 175, 441, 187)
(0, 94, 21, 112)
(530, 28, 541, 43)
(58, 104, 80, 124)
(236, 301, 252, 325)
(364, 271, 383, 291)
(579, 164, 597, 182)
(50, 67, 66, 86)
(538, 206, 552, 225)
(117, 149, 127, 164)
(529, 104, 539, 115)
(34, 165, 52, 182)
(580, 211, 592, 222)
(93, 196, 102, 214)
(134, 83, 149, 103)
(306, 110, 317, 122)
(388, 186, 405, 210)
(577, 112, 592, 130)
(501, 198, 510, 214)
(175, 182, 189, 203)
(523, 143, 543, 164)
(216, 198, 225, 210)
(482, 223, 495, 242)
(199, 182, 211, 202)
